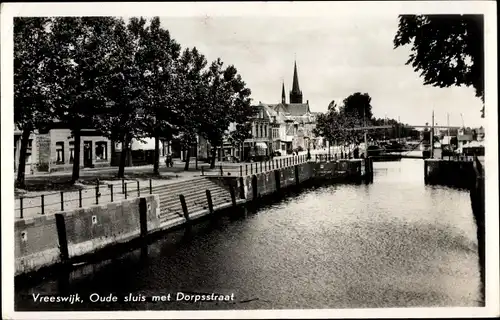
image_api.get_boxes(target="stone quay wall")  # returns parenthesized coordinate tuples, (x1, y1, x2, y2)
(15, 159, 367, 277)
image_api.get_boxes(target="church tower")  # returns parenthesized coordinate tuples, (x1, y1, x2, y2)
(289, 60, 303, 104)
(281, 81, 286, 104)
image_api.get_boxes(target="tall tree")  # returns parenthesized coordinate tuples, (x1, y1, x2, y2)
(200, 59, 252, 168)
(14, 17, 54, 188)
(92, 17, 148, 178)
(394, 14, 484, 116)
(140, 17, 182, 175)
(342, 92, 373, 121)
(48, 17, 118, 182)
(175, 47, 209, 171)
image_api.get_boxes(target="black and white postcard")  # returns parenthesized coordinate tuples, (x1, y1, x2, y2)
(1, 1, 498, 319)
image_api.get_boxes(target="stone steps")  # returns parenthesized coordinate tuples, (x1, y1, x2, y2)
(154, 178, 235, 217)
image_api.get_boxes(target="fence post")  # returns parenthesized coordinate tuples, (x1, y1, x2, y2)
(122, 179, 125, 194)
(149, 179, 153, 194)
(41, 195, 45, 215)
(137, 180, 140, 197)
(179, 194, 189, 221)
(240, 165, 243, 176)
(124, 183, 128, 199)
(110, 185, 114, 202)
(204, 190, 214, 214)
(245, 164, 248, 176)
(79, 189, 82, 208)
(20, 197, 24, 219)
(60, 191, 64, 211)
(220, 165, 223, 176)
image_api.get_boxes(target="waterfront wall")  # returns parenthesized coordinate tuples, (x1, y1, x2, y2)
(15, 214, 60, 276)
(15, 159, 367, 277)
(424, 159, 476, 188)
(15, 195, 158, 276)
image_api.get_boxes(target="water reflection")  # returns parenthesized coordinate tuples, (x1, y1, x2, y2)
(15, 160, 481, 310)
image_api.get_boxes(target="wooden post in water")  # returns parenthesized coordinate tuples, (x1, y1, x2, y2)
(239, 177, 246, 199)
(55, 214, 69, 262)
(139, 198, 148, 239)
(229, 184, 237, 208)
(294, 165, 300, 186)
(206, 190, 214, 214)
(179, 194, 189, 221)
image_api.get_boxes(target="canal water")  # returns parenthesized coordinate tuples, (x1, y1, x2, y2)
(15, 159, 481, 311)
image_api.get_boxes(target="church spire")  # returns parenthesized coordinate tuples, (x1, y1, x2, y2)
(289, 60, 303, 103)
(281, 81, 286, 104)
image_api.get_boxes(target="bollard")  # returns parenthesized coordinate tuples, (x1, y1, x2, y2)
(79, 189, 82, 208)
(110, 185, 114, 202)
(201, 166, 204, 176)
(255, 163, 258, 173)
(20, 197, 24, 219)
(124, 183, 128, 199)
(122, 179, 125, 194)
(149, 179, 153, 194)
(229, 184, 237, 207)
(96, 184, 99, 205)
(251, 163, 253, 174)
(240, 165, 243, 176)
(260, 161, 262, 173)
(245, 164, 248, 176)
(206, 190, 214, 214)
(137, 181, 140, 197)
(55, 214, 69, 262)
(179, 194, 189, 221)
(41, 195, 45, 215)
(60, 191, 64, 211)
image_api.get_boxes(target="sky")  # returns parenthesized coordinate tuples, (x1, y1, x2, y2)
(160, 15, 485, 128)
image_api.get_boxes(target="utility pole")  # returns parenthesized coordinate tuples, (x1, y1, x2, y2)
(430, 110, 435, 158)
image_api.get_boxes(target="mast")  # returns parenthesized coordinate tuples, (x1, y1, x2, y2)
(430, 110, 435, 158)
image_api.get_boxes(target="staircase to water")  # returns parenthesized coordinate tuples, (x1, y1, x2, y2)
(152, 178, 234, 221)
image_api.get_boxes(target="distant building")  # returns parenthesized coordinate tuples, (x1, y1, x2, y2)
(252, 60, 320, 155)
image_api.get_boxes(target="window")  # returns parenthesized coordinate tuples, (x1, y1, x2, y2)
(56, 142, 64, 163)
(260, 125, 263, 138)
(69, 141, 75, 163)
(264, 125, 267, 137)
(95, 141, 107, 161)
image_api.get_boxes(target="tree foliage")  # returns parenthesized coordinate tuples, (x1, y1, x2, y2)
(14, 17, 54, 188)
(14, 16, 255, 182)
(394, 14, 484, 116)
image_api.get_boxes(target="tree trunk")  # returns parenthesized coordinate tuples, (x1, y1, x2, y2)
(210, 146, 217, 169)
(15, 128, 32, 189)
(71, 129, 81, 183)
(153, 134, 160, 175)
(184, 147, 191, 171)
(118, 136, 128, 178)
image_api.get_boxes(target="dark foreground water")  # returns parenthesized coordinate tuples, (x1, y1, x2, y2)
(15, 159, 481, 310)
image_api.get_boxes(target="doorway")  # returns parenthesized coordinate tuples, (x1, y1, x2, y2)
(83, 141, 93, 167)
